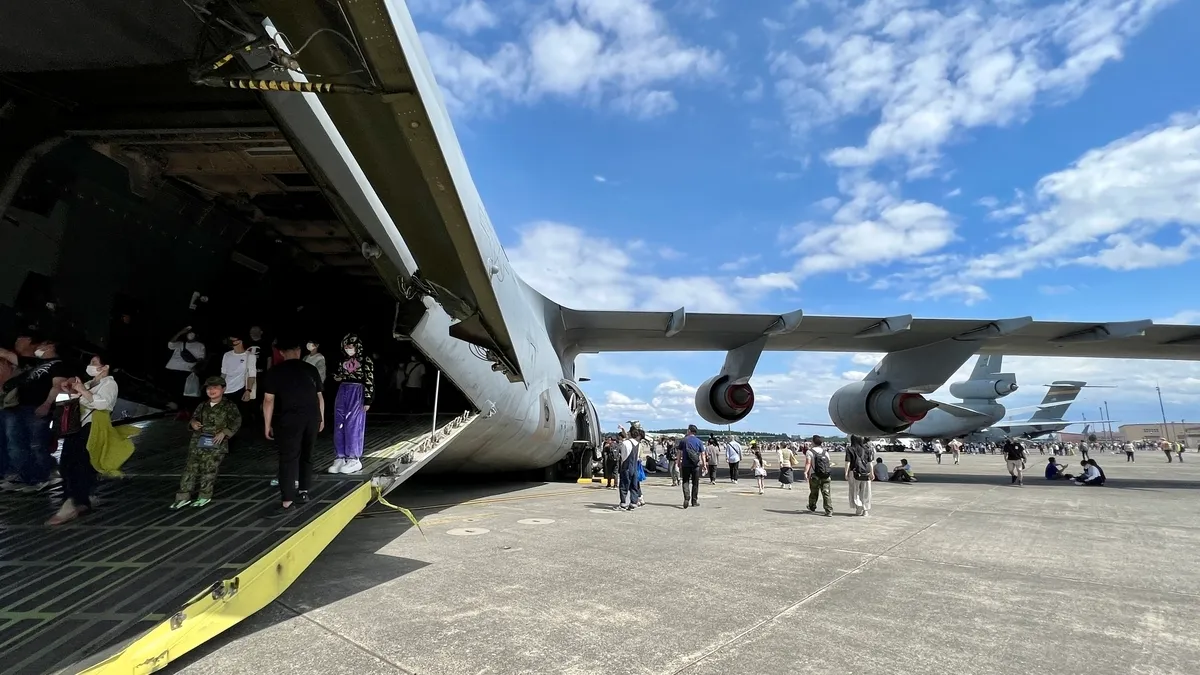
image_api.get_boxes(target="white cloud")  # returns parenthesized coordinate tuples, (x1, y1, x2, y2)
(417, 0, 722, 118)
(945, 188, 962, 198)
(771, 0, 1175, 171)
(851, 352, 883, 366)
(788, 178, 956, 277)
(507, 221, 785, 311)
(658, 246, 685, 260)
(444, 0, 498, 35)
(593, 174, 608, 183)
(718, 254, 760, 272)
(928, 111, 1200, 295)
(1160, 310, 1200, 325)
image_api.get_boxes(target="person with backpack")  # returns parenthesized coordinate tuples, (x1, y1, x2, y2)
(677, 424, 704, 508)
(665, 435, 680, 486)
(845, 435, 876, 517)
(165, 326, 205, 410)
(1003, 437, 1028, 486)
(613, 426, 641, 511)
(805, 435, 834, 516)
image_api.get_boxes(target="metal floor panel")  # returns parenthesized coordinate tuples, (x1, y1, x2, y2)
(0, 414, 458, 675)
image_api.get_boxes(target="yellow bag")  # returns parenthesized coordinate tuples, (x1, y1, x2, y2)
(86, 410, 139, 476)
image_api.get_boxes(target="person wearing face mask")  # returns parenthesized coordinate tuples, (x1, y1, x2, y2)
(219, 332, 257, 443)
(303, 341, 326, 383)
(330, 334, 374, 474)
(165, 326, 205, 410)
(48, 353, 137, 524)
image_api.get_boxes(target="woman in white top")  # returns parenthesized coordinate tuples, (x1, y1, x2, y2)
(166, 326, 205, 406)
(48, 354, 119, 525)
(304, 341, 327, 382)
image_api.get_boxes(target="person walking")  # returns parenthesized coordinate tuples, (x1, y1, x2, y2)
(0, 336, 70, 492)
(704, 437, 720, 485)
(1124, 441, 1135, 462)
(678, 424, 703, 508)
(845, 435, 875, 517)
(262, 338, 325, 513)
(330, 334, 374, 474)
(614, 427, 640, 511)
(805, 435, 833, 517)
(665, 436, 680, 487)
(1003, 437, 1027, 486)
(48, 353, 123, 524)
(751, 447, 767, 495)
(948, 437, 962, 465)
(777, 443, 799, 490)
(726, 436, 743, 483)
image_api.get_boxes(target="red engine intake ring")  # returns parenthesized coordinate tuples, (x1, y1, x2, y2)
(724, 383, 754, 412)
(895, 393, 930, 423)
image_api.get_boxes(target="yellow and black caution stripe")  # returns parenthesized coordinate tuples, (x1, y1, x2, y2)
(193, 76, 379, 95)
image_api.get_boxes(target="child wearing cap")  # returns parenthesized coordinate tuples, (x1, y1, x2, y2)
(172, 375, 242, 509)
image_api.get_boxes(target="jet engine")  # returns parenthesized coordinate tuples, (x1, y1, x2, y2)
(695, 375, 755, 426)
(827, 381, 938, 436)
(948, 374, 1018, 400)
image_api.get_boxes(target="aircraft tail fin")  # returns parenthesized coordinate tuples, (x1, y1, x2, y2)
(970, 354, 1002, 379)
(1028, 380, 1085, 422)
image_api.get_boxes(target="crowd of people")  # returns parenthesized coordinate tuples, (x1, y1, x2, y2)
(595, 423, 1200, 516)
(0, 321, 437, 525)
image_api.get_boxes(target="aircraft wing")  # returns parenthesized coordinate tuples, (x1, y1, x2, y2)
(996, 419, 1116, 430)
(555, 308, 1200, 360)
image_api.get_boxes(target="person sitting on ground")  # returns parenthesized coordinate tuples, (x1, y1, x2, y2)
(889, 458, 916, 482)
(1045, 457, 1070, 480)
(1075, 458, 1105, 486)
(173, 376, 242, 509)
(872, 456, 890, 482)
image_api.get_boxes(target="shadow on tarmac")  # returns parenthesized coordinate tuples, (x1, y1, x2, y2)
(160, 473, 543, 673)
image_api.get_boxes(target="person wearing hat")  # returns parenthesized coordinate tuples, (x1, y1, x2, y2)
(173, 375, 242, 509)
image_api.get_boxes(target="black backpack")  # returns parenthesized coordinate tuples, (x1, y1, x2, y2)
(811, 448, 831, 477)
(683, 438, 701, 466)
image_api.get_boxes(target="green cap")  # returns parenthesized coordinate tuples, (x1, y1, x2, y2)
(204, 375, 227, 388)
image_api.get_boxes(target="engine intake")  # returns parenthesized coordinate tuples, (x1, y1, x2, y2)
(828, 381, 937, 436)
(695, 375, 755, 426)
(948, 375, 1018, 401)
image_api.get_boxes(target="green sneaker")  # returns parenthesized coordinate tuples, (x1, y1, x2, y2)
(170, 499, 192, 510)
(191, 498, 211, 508)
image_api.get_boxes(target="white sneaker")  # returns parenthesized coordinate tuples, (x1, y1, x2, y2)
(340, 459, 363, 474)
(327, 458, 346, 474)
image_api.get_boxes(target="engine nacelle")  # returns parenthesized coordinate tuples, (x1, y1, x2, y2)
(828, 381, 937, 437)
(695, 375, 755, 426)
(948, 374, 1018, 401)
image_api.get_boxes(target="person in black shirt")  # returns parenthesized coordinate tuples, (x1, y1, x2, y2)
(261, 336, 325, 511)
(0, 336, 71, 489)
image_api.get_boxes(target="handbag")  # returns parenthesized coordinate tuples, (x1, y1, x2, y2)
(55, 399, 82, 438)
(636, 461, 647, 482)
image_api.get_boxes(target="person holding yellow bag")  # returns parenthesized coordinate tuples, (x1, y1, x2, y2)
(48, 353, 137, 525)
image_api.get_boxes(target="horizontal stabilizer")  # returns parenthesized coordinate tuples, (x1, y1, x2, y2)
(934, 400, 990, 418)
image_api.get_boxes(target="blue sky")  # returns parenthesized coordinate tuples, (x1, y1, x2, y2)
(407, 0, 1200, 433)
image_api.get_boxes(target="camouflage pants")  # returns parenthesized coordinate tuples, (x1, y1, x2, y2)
(807, 475, 832, 514)
(177, 447, 227, 500)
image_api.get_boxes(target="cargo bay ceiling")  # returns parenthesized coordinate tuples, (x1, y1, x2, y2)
(0, 0, 389, 286)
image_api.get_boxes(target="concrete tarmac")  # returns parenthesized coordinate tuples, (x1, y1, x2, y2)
(166, 450, 1200, 675)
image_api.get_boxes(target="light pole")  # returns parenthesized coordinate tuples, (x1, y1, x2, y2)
(1104, 400, 1112, 440)
(1156, 383, 1171, 444)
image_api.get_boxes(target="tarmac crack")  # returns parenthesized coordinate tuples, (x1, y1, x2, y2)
(668, 485, 1001, 675)
(273, 600, 416, 674)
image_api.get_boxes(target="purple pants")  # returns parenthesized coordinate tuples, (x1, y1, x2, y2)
(334, 382, 366, 459)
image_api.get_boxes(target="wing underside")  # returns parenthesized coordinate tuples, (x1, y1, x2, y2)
(554, 307, 1200, 360)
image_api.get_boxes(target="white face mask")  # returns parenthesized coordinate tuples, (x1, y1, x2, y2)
(186, 333, 196, 341)
(306, 343, 316, 352)
(344, 347, 356, 357)
(34, 348, 47, 358)
(86, 365, 102, 377)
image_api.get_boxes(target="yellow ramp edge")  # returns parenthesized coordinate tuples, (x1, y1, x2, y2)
(78, 481, 375, 675)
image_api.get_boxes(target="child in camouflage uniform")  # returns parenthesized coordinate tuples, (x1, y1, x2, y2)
(172, 375, 242, 509)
